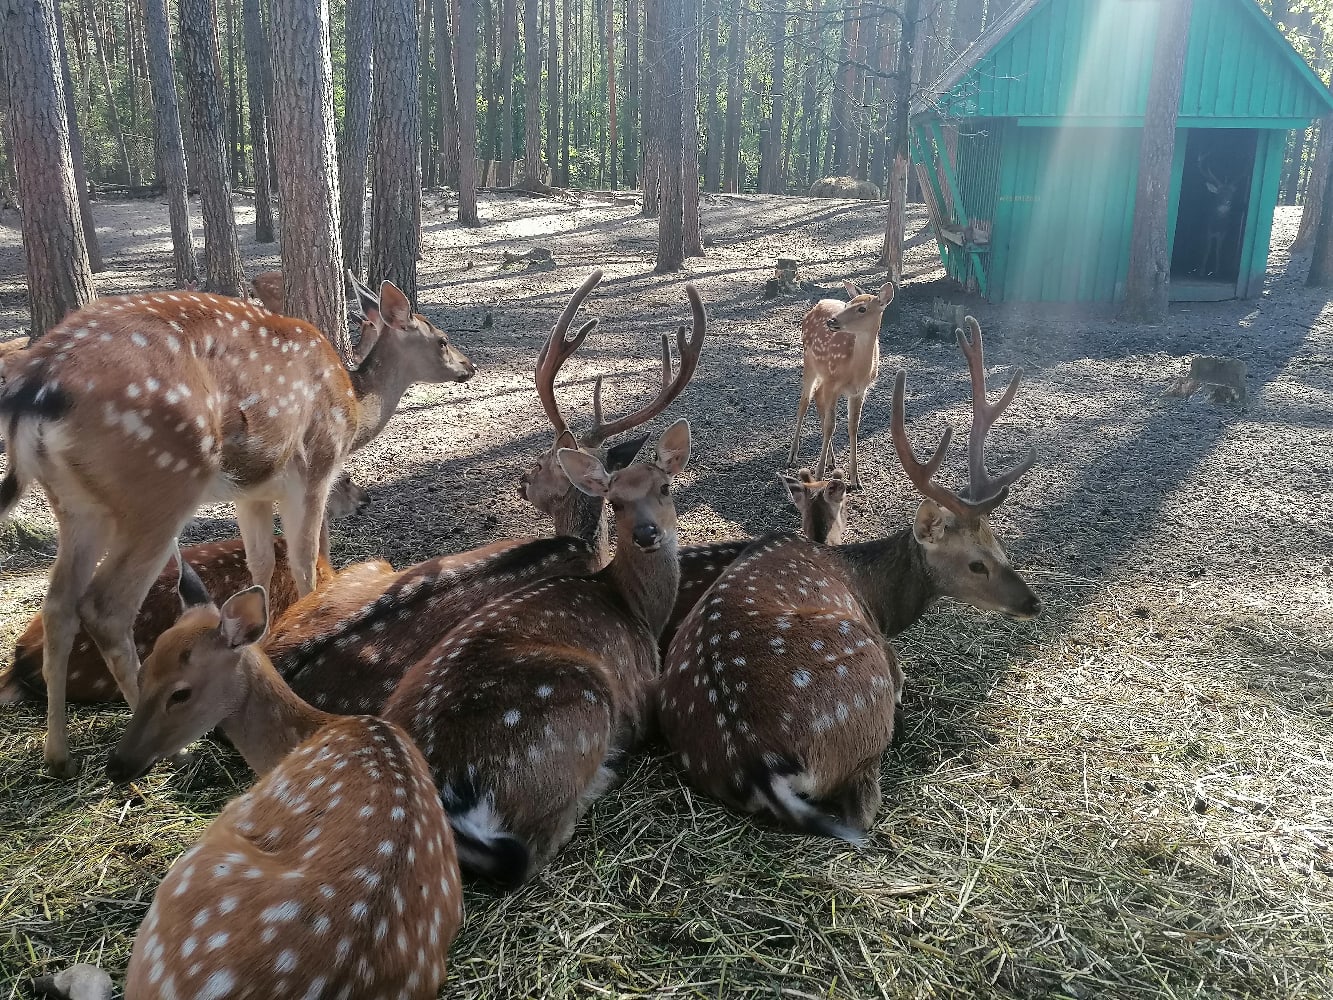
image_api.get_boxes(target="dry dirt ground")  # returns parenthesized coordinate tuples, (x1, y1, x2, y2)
(0, 192, 1329, 1000)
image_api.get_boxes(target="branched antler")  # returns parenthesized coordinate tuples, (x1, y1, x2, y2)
(534, 270, 603, 438)
(956, 317, 1035, 505)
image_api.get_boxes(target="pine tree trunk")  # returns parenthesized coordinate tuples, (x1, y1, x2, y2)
(268, 0, 347, 350)
(83, 0, 134, 185)
(801, 0, 822, 186)
(655, 0, 683, 271)
(226, 0, 241, 186)
(143, 0, 197, 286)
(952, 0, 984, 51)
(682, 0, 702, 256)
(483, 0, 497, 159)
(1, 0, 97, 336)
(456, 0, 481, 223)
(702, 0, 721, 191)
(242, 0, 273, 243)
(496, 0, 516, 185)
(338, 0, 373, 276)
(560, 0, 570, 185)
(759, 0, 786, 193)
(1294, 116, 1332, 252)
(640, 0, 662, 215)
(1306, 135, 1333, 284)
(545, 0, 557, 181)
(520, 0, 543, 185)
(368, 0, 421, 301)
(831, 1, 861, 176)
(420, 0, 434, 191)
(880, 0, 918, 280)
(606, 0, 617, 189)
(54, 8, 105, 272)
(1122, 0, 1194, 322)
(179, 0, 247, 297)
(623, 0, 638, 187)
(434, 0, 460, 187)
(721, 0, 744, 193)
(0, 57, 17, 209)
(869, 13, 895, 191)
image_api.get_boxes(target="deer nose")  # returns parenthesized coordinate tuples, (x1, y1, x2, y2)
(1018, 593, 1041, 619)
(632, 523, 661, 550)
(106, 751, 146, 784)
(826, 318, 840, 330)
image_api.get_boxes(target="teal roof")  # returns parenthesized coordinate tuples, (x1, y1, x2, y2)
(915, 0, 1333, 123)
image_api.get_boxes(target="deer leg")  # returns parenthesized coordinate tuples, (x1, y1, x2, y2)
(40, 505, 106, 779)
(787, 371, 816, 468)
(815, 391, 838, 480)
(836, 759, 884, 833)
(846, 393, 866, 492)
(279, 475, 335, 597)
(236, 499, 277, 593)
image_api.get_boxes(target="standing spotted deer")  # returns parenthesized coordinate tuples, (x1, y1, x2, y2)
(0, 280, 473, 777)
(105, 577, 462, 1000)
(381, 419, 694, 888)
(788, 281, 894, 491)
(659, 318, 1039, 843)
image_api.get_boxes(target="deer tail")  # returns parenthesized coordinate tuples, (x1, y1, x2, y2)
(746, 758, 866, 848)
(442, 777, 530, 891)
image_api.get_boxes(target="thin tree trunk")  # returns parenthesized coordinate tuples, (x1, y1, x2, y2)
(1, 0, 97, 336)
(1294, 116, 1332, 251)
(832, 1, 861, 176)
(682, 0, 702, 256)
(869, 13, 895, 191)
(880, 0, 918, 280)
(1121, 0, 1194, 321)
(606, 0, 617, 189)
(179, 0, 247, 297)
(702, 0, 721, 191)
(801, 0, 822, 186)
(340, 0, 373, 276)
(143, 0, 197, 286)
(560, 0, 570, 185)
(655, 0, 683, 271)
(640, 0, 662, 215)
(0, 52, 17, 209)
(369, 0, 422, 302)
(624, 0, 638, 187)
(456, 0, 481, 223)
(83, 0, 134, 184)
(435, 0, 460, 187)
(242, 0, 273, 243)
(54, 8, 105, 271)
(483, 0, 497, 159)
(521, 0, 543, 185)
(545, 0, 557, 182)
(419, 0, 434, 191)
(721, 0, 744, 193)
(269, 0, 347, 349)
(759, 0, 786, 193)
(226, 0, 241, 185)
(1306, 131, 1333, 284)
(497, 0, 516, 185)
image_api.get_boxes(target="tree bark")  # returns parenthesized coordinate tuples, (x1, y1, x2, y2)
(623, 0, 639, 187)
(242, 0, 273, 243)
(54, 7, 104, 272)
(640, 0, 662, 215)
(339, 0, 373, 276)
(483, 0, 497, 158)
(545, 0, 557, 182)
(368, 0, 421, 303)
(606, 0, 617, 189)
(1, 0, 97, 336)
(759, 0, 786, 193)
(1121, 0, 1194, 322)
(869, 12, 896, 191)
(497, 0, 517, 185)
(830, 0, 861, 176)
(521, 0, 544, 185)
(560, 0, 570, 185)
(269, 0, 347, 351)
(435, 0, 460, 187)
(682, 0, 702, 256)
(1294, 116, 1332, 251)
(801, 0, 823, 186)
(880, 0, 918, 281)
(83, 0, 135, 185)
(721, 0, 744, 193)
(702, 0, 721, 191)
(143, 0, 198, 286)
(179, 0, 246, 297)
(655, 0, 683, 271)
(456, 0, 481, 224)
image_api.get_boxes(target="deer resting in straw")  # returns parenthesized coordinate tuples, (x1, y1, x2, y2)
(0, 281, 473, 778)
(380, 419, 693, 889)
(105, 574, 462, 1000)
(787, 280, 894, 491)
(658, 317, 1039, 843)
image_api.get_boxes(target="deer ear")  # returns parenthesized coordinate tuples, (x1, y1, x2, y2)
(823, 477, 848, 505)
(218, 586, 269, 648)
(843, 280, 864, 299)
(912, 499, 951, 546)
(354, 321, 381, 362)
(175, 549, 215, 612)
(1204, 181, 1219, 194)
(779, 472, 806, 506)
(605, 433, 650, 472)
(877, 281, 896, 306)
(377, 281, 412, 327)
(654, 418, 692, 476)
(557, 448, 611, 497)
(347, 270, 380, 320)
(553, 429, 579, 451)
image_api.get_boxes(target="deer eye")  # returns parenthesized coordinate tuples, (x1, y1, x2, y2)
(968, 561, 989, 576)
(659, 483, 670, 497)
(169, 687, 192, 706)
(436, 335, 448, 347)
(857, 306, 867, 313)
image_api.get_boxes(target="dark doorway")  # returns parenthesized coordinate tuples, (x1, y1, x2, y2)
(1171, 129, 1256, 290)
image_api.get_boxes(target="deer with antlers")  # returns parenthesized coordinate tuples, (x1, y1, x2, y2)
(380, 418, 693, 888)
(658, 317, 1039, 843)
(0, 279, 473, 777)
(1197, 153, 1241, 279)
(105, 575, 462, 1000)
(787, 280, 894, 492)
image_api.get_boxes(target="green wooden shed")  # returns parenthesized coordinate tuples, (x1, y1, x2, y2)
(911, 0, 1333, 303)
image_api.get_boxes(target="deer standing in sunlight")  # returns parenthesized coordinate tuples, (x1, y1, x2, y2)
(787, 280, 894, 491)
(106, 576, 461, 1000)
(0, 279, 473, 777)
(659, 317, 1039, 843)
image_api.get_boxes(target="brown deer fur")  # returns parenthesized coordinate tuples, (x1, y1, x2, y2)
(380, 420, 693, 889)
(0, 281, 473, 778)
(107, 586, 461, 1000)
(659, 319, 1039, 843)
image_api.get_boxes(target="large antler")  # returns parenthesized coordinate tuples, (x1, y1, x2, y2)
(956, 317, 1036, 504)
(535, 270, 604, 437)
(586, 283, 707, 445)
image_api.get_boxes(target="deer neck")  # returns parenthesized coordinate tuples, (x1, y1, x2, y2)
(601, 527, 681, 640)
(552, 494, 612, 565)
(348, 343, 414, 450)
(834, 529, 939, 637)
(222, 648, 336, 778)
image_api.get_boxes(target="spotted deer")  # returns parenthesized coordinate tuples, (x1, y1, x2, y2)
(519, 268, 706, 563)
(0, 280, 474, 778)
(105, 578, 462, 1000)
(251, 268, 382, 369)
(787, 281, 894, 491)
(659, 318, 1039, 843)
(380, 419, 693, 889)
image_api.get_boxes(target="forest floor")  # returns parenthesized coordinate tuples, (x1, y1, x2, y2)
(0, 192, 1329, 999)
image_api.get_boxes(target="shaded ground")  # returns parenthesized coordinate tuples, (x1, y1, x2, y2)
(0, 192, 1329, 999)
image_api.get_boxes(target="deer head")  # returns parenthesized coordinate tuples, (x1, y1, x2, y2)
(779, 467, 849, 546)
(347, 270, 474, 383)
(827, 280, 895, 332)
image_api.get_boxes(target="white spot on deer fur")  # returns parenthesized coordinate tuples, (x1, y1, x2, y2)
(275, 949, 298, 974)
(503, 708, 522, 727)
(131, 332, 148, 347)
(793, 669, 812, 688)
(261, 901, 301, 923)
(196, 969, 235, 1000)
(126, 383, 142, 398)
(206, 931, 229, 950)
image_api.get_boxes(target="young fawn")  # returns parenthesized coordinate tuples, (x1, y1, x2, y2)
(107, 578, 462, 1000)
(659, 318, 1039, 843)
(380, 420, 693, 888)
(788, 280, 895, 491)
(0, 279, 472, 777)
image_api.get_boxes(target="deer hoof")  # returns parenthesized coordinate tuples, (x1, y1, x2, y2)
(847, 479, 864, 493)
(45, 752, 82, 780)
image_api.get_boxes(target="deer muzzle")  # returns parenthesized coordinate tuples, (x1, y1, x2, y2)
(632, 523, 662, 551)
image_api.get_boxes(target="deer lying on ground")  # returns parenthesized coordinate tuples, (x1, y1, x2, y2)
(788, 280, 894, 491)
(105, 576, 462, 1000)
(1, 467, 370, 705)
(659, 317, 1039, 843)
(0, 278, 473, 777)
(380, 419, 693, 889)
